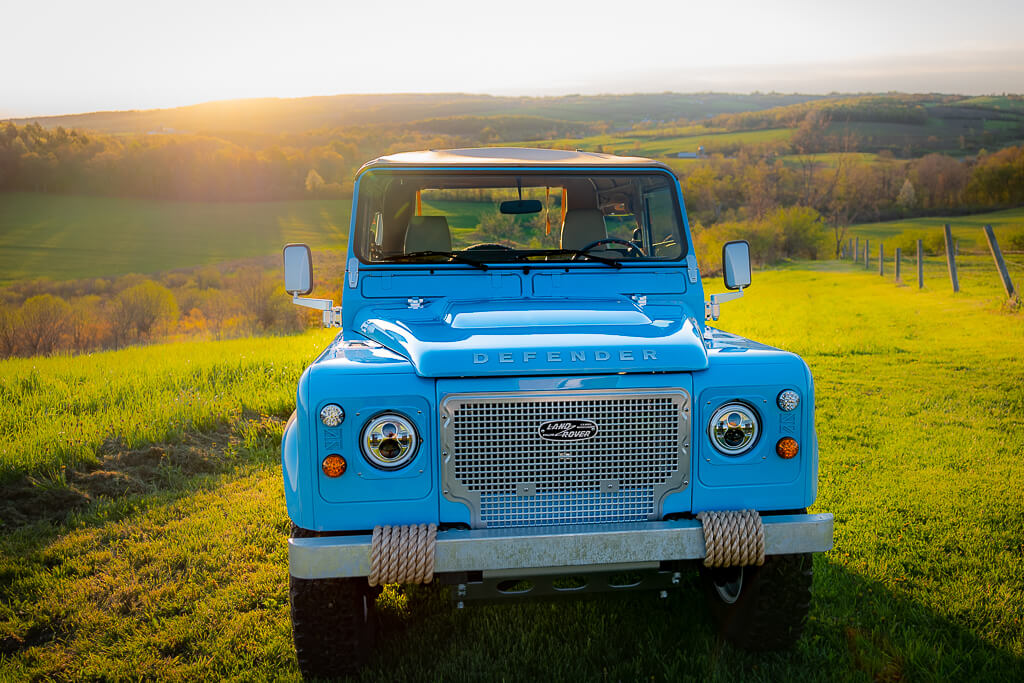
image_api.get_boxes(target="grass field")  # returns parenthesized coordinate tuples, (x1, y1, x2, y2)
(837, 208, 1024, 307)
(847, 207, 1024, 249)
(513, 128, 794, 157)
(0, 193, 352, 283)
(1, 265, 1022, 680)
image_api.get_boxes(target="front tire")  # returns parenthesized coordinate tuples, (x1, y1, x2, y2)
(700, 553, 813, 650)
(290, 525, 380, 679)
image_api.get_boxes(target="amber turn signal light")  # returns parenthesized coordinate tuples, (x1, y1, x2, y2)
(776, 437, 799, 459)
(322, 454, 347, 477)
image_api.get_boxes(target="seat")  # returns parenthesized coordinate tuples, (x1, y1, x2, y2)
(404, 215, 452, 253)
(560, 209, 607, 251)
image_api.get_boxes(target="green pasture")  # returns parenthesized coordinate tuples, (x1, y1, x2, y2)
(778, 152, 881, 168)
(0, 193, 352, 283)
(1, 266, 1023, 680)
(847, 207, 1024, 250)
(512, 128, 793, 158)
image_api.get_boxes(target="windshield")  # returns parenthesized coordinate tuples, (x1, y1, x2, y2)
(354, 171, 686, 265)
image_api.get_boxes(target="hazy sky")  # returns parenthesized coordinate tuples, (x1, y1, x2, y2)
(2, 0, 1023, 117)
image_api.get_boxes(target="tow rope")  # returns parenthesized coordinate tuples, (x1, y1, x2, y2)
(368, 523, 438, 586)
(697, 510, 765, 567)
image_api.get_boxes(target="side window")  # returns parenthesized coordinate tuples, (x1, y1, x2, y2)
(644, 188, 682, 258)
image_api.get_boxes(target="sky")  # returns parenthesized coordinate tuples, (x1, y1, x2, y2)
(2, 0, 1023, 117)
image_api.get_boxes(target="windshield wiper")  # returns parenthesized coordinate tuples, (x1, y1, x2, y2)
(380, 251, 489, 271)
(519, 248, 623, 269)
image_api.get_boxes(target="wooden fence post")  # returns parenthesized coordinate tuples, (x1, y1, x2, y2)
(983, 224, 1017, 300)
(895, 247, 901, 282)
(943, 223, 959, 293)
(855, 236, 860, 263)
(849, 238, 854, 260)
(865, 239, 870, 269)
(917, 239, 924, 289)
(879, 243, 884, 276)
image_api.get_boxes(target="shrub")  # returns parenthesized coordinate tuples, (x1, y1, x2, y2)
(1006, 229, 1024, 252)
(893, 230, 947, 257)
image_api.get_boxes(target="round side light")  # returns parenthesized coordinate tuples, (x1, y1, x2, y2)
(777, 390, 800, 412)
(708, 402, 760, 455)
(360, 413, 419, 470)
(776, 437, 799, 459)
(322, 454, 347, 477)
(320, 403, 345, 427)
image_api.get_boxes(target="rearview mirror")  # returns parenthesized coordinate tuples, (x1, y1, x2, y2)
(283, 243, 313, 295)
(722, 240, 751, 290)
(500, 199, 543, 214)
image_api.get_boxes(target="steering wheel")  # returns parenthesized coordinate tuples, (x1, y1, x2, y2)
(573, 238, 646, 259)
(464, 243, 515, 252)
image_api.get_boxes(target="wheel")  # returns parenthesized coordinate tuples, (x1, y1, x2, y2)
(290, 525, 381, 679)
(700, 553, 813, 650)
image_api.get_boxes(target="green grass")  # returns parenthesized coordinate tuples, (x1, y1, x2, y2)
(0, 330, 335, 483)
(1, 267, 1023, 680)
(778, 152, 881, 168)
(847, 207, 1024, 250)
(0, 193, 352, 283)
(511, 128, 794, 158)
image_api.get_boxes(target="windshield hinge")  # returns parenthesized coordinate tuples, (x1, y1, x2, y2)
(686, 258, 699, 284)
(407, 297, 425, 310)
(347, 257, 359, 289)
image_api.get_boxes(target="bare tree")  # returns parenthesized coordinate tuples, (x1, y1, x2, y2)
(18, 294, 70, 355)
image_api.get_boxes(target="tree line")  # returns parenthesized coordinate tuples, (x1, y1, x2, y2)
(0, 255, 343, 358)
(0, 117, 601, 202)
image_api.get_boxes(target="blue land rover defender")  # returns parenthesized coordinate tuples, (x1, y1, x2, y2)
(281, 148, 833, 678)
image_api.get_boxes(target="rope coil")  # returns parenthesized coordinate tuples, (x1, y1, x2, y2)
(696, 510, 765, 568)
(368, 523, 437, 586)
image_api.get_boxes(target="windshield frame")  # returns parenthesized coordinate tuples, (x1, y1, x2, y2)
(351, 167, 690, 268)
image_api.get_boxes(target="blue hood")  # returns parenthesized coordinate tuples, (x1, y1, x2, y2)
(353, 297, 708, 377)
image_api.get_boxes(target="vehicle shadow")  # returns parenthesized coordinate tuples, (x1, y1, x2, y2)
(363, 556, 1024, 682)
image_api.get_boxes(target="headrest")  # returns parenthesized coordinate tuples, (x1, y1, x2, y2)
(560, 209, 607, 251)
(404, 215, 452, 253)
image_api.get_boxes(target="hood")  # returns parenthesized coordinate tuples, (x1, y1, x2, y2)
(353, 297, 708, 377)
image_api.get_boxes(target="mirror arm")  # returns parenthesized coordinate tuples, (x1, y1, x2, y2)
(290, 294, 342, 328)
(705, 286, 744, 322)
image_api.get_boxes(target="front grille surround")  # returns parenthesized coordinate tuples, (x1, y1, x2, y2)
(441, 388, 690, 528)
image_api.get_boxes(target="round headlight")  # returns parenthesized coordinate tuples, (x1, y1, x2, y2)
(320, 403, 344, 427)
(360, 413, 419, 470)
(777, 390, 800, 412)
(709, 402, 759, 455)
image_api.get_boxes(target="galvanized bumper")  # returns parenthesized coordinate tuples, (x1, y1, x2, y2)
(288, 512, 834, 580)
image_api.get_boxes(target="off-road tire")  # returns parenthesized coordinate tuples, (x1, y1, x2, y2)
(290, 525, 380, 679)
(700, 552, 813, 650)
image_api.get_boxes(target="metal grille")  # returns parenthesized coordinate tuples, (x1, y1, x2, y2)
(441, 389, 689, 528)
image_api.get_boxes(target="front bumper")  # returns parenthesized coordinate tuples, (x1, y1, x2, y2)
(289, 512, 834, 579)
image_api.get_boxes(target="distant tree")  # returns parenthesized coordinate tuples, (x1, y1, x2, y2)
(304, 169, 325, 195)
(966, 145, 1024, 206)
(910, 154, 967, 208)
(770, 206, 825, 259)
(0, 304, 20, 357)
(67, 296, 108, 351)
(896, 178, 917, 209)
(109, 280, 178, 347)
(18, 294, 70, 355)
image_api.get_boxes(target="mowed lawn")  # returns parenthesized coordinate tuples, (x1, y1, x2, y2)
(1, 267, 1023, 680)
(0, 193, 352, 283)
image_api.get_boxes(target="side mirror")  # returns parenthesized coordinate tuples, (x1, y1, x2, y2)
(722, 240, 751, 290)
(283, 243, 313, 295)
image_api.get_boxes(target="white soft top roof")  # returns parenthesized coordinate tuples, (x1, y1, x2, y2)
(357, 147, 672, 174)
